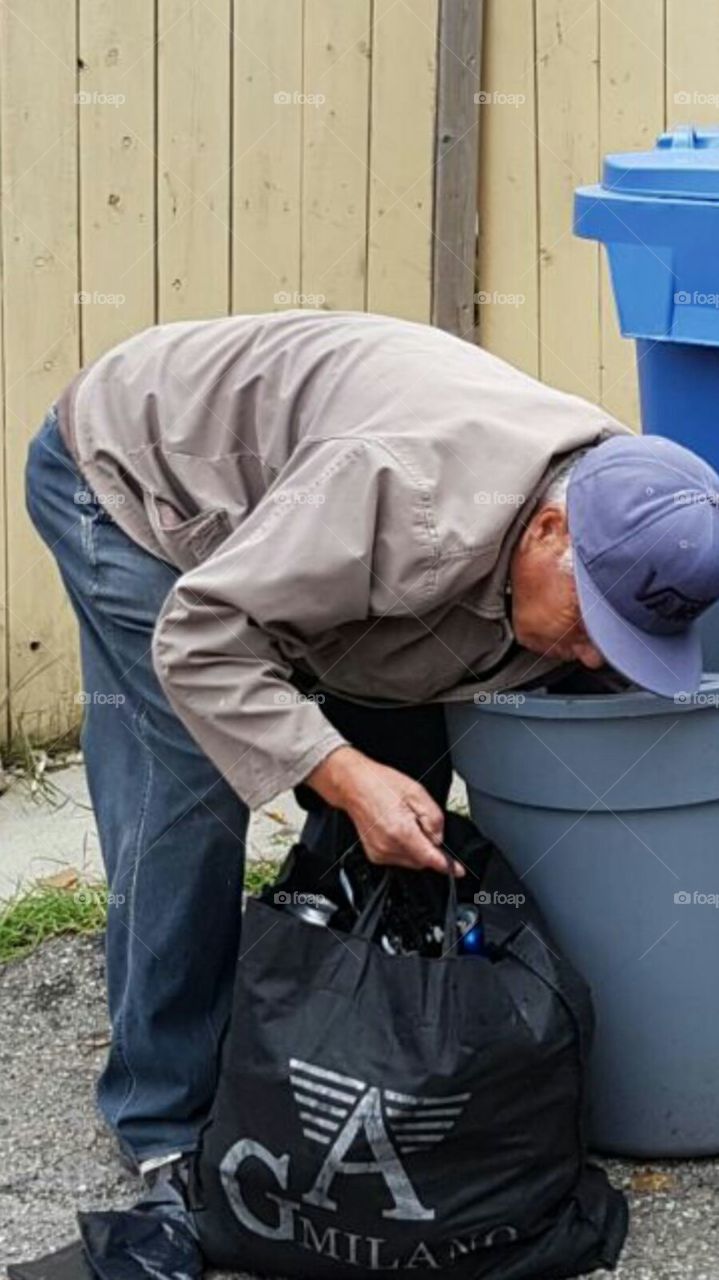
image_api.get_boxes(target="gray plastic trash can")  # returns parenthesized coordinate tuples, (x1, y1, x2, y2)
(447, 677, 719, 1156)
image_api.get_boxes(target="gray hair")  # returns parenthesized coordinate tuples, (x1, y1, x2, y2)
(539, 467, 573, 511)
(534, 454, 586, 575)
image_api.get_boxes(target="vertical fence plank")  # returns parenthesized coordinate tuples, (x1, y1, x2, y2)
(367, 0, 438, 323)
(0, 0, 80, 743)
(667, 0, 719, 126)
(536, 0, 600, 400)
(0, 179, 6, 743)
(599, 0, 665, 429)
(477, 0, 539, 375)
(158, 0, 232, 322)
(301, 0, 372, 311)
(233, 0, 303, 312)
(79, 0, 155, 363)
(432, 0, 481, 336)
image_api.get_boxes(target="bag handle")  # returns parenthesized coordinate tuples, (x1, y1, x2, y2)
(350, 869, 391, 940)
(350, 842, 460, 951)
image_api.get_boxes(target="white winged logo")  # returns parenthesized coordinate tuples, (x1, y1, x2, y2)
(290, 1057, 471, 1156)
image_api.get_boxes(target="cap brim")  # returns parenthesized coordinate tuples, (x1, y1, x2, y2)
(574, 555, 702, 698)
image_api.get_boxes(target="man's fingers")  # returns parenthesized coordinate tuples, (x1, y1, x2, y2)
(419, 846, 466, 877)
(397, 818, 465, 877)
(406, 791, 464, 875)
(406, 789, 445, 845)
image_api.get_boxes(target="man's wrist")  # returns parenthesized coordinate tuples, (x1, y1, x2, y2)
(305, 744, 364, 808)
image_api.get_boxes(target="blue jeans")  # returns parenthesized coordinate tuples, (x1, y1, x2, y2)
(25, 407, 452, 1166)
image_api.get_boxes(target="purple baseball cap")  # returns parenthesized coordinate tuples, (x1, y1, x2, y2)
(566, 435, 719, 697)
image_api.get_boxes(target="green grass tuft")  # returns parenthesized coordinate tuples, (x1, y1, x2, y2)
(0, 859, 281, 967)
(243, 858, 280, 897)
(0, 881, 108, 965)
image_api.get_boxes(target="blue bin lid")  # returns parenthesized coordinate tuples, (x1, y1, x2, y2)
(604, 126, 719, 200)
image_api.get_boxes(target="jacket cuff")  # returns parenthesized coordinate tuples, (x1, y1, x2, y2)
(236, 728, 349, 811)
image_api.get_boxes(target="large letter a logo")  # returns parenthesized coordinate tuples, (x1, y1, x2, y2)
(302, 1086, 435, 1222)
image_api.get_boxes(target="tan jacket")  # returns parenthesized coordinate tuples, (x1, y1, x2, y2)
(58, 310, 628, 808)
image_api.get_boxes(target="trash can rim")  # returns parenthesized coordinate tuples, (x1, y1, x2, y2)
(468, 673, 719, 721)
(575, 181, 719, 208)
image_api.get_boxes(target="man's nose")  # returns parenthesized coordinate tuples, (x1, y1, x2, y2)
(574, 642, 605, 671)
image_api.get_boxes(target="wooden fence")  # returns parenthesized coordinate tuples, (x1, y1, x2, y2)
(0, 0, 479, 745)
(478, 0, 719, 425)
(1, 0, 717, 745)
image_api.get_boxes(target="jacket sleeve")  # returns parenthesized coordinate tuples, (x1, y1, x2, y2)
(151, 437, 431, 809)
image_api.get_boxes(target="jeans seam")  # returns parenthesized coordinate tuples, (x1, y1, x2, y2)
(83, 502, 112, 599)
(110, 700, 155, 1132)
(80, 513, 97, 585)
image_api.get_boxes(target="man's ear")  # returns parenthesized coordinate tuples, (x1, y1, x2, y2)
(524, 504, 569, 553)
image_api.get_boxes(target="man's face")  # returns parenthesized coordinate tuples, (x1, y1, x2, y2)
(510, 505, 606, 670)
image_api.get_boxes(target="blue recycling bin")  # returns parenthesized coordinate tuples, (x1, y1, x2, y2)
(575, 124, 719, 662)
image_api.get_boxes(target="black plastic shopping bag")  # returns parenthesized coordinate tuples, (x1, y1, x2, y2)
(192, 813, 627, 1278)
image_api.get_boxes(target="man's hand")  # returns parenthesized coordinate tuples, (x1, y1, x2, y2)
(306, 746, 465, 877)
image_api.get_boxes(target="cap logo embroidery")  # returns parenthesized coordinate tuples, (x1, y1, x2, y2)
(636, 574, 709, 624)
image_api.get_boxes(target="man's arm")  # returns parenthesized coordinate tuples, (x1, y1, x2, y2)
(152, 437, 462, 874)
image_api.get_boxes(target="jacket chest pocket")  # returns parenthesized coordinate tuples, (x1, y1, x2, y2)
(144, 492, 233, 571)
